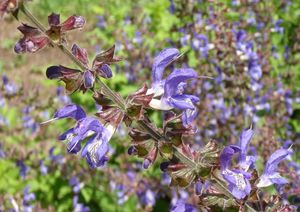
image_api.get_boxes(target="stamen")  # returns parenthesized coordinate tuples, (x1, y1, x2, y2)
(234, 173, 246, 190)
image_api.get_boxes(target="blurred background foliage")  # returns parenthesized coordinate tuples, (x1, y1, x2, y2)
(0, 0, 299, 211)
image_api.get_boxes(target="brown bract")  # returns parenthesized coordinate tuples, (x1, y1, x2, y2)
(0, 0, 17, 17)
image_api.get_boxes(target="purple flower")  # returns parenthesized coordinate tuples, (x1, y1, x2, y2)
(195, 181, 210, 196)
(96, 15, 106, 29)
(180, 32, 190, 46)
(114, 183, 129, 205)
(170, 200, 197, 212)
(238, 129, 256, 170)
(257, 148, 292, 188)
(271, 19, 284, 34)
(220, 129, 255, 199)
(22, 107, 39, 135)
(16, 160, 29, 179)
(161, 172, 171, 185)
(80, 124, 114, 168)
(0, 115, 9, 126)
(169, 0, 175, 14)
(2, 75, 18, 96)
(49, 146, 65, 164)
(0, 143, 5, 158)
(133, 30, 143, 44)
(284, 90, 293, 115)
(50, 105, 114, 168)
(138, 189, 156, 207)
(46, 45, 120, 93)
(231, 0, 240, 6)
(247, 10, 256, 25)
(73, 195, 90, 212)
(56, 86, 71, 104)
(14, 24, 49, 54)
(248, 58, 262, 81)
(69, 176, 83, 193)
(39, 160, 48, 175)
(23, 186, 35, 212)
(0, 94, 5, 107)
(221, 146, 252, 199)
(43, 104, 86, 123)
(150, 48, 180, 96)
(191, 34, 214, 58)
(148, 49, 199, 126)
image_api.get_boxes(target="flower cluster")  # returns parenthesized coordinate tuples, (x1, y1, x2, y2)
(45, 104, 115, 168)
(46, 44, 120, 93)
(14, 13, 85, 53)
(220, 128, 292, 199)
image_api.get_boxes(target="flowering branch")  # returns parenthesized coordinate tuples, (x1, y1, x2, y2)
(3, 1, 294, 210)
(18, 3, 200, 170)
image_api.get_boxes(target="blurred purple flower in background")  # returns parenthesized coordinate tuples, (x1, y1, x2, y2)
(0, 143, 5, 159)
(191, 34, 214, 58)
(23, 186, 35, 212)
(69, 176, 83, 193)
(39, 160, 48, 175)
(271, 19, 284, 34)
(2, 75, 18, 96)
(170, 200, 197, 212)
(73, 195, 90, 212)
(96, 15, 106, 29)
(138, 189, 156, 208)
(16, 160, 29, 179)
(55, 86, 71, 105)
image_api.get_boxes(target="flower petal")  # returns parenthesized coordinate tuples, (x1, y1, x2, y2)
(96, 64, 113, 78)
(149, 99, 173, 110)
(54, 104, 86, 120)
(164, 68, 197, 97)
(257, 148, 292, 188)
(58, 128, 74, 140)
(238, 128, 254, 162)
(14, 36, 49, 54)
(220, 145, 241, 170)
(81, 126, 113, 168)
(74, 117, 103, 136)
(152, 48, 180, 83)
(83, 70, 95, 89)
(167, 94, 199, 110)
(67, 135, 82, 153)
(264, 148, 292, 174)
(182, 107, 198, 127)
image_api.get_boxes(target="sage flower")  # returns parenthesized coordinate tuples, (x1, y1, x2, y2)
(47, 105, 115, 168)
(257, 148, 292, 188)
(148, 48, 199, 126)
(220, 129, 255, 199)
